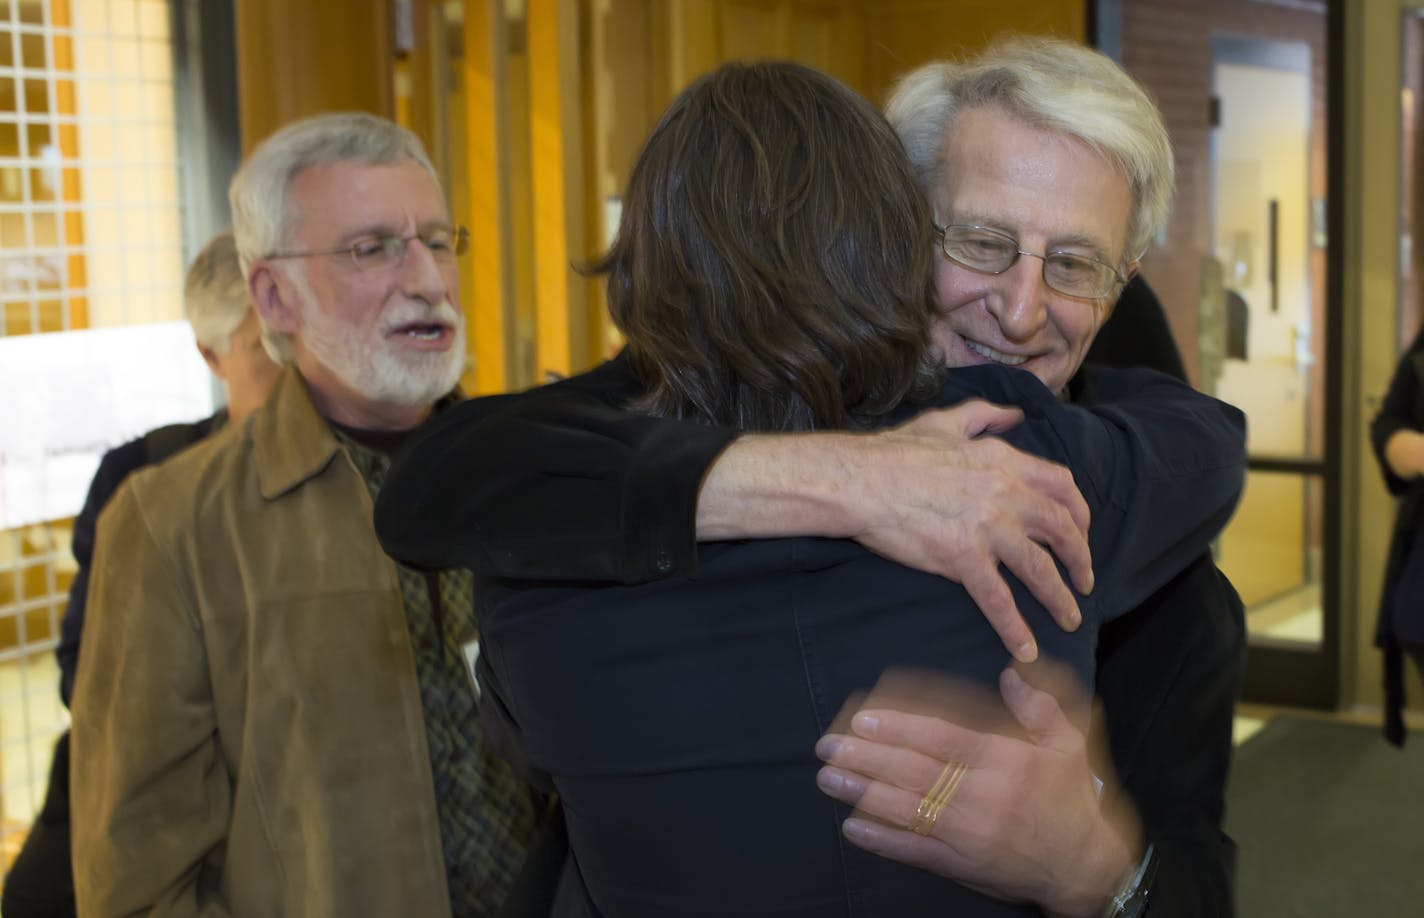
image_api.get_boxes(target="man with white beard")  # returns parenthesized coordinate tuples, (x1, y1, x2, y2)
(70, 113, 546, 918)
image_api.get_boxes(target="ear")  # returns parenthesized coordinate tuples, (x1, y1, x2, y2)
(197, 342, 225, 378)
(1103, 260, 1141, 319)
(248, 262, 302, 334)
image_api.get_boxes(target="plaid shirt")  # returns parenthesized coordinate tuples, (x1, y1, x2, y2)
(340, 429, 543, 918)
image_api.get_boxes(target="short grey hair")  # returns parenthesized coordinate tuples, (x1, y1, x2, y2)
(227, 111, 440, 363)
(183, 230, 249, 353)
(886, 36, 1174, 263)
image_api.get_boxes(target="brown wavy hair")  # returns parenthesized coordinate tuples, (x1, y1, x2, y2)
(595, 60, 943, 432)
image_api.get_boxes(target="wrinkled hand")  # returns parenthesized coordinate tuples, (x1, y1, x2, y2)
(815, 667, 1139, 918)
(849, 401, 1093, 662)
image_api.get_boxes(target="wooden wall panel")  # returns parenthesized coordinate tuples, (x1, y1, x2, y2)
(463, 0, 518, 393)
(528, 0, 590, 379)
(395, 0, 441, 170)
(587, 0, 658, 362)
(720, 0, 784, 61)
(233, 0, 394, 152)
(857, 0, 1084, 105)
(659, 0, 868, 100)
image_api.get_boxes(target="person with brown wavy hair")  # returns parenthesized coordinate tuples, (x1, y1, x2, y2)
(598, 60, 941, 432)
(379, 57, 1242, 917)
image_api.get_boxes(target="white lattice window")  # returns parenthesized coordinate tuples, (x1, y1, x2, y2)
(0, 0, 183, 872)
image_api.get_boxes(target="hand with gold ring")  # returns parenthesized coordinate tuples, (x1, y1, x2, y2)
(907, 758, 967, 836)
(815, 666, 1143, 918)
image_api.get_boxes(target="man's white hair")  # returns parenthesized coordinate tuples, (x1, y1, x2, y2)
(227, 112, 441, 363)
(183, 230, 248, 353)
(887, 36, 1174, 263)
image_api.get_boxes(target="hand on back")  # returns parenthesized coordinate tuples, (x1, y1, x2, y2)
(815, 666, 1139, 917)
(847, 400, 1093, 661)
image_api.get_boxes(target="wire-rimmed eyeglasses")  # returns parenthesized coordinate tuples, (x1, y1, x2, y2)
(267, 225, 470, 272)
(934, 223, 1125, 300)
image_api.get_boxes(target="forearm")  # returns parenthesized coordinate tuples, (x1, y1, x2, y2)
(704, 403, 1095, 658)
(1384, 429, 1424, 481)
(696, 432, 869, 540)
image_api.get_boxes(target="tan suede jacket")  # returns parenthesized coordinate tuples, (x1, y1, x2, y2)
(71, 368, 452, 918)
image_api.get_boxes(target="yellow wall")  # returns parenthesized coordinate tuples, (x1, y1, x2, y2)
(528, 0, 590, 379)
(1344, 0, 1417, 712)
(462, 0, 520, 393)
(859, 0, 1083, 103)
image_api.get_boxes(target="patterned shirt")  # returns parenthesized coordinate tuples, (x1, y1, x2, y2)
(338, 427, 542, 918)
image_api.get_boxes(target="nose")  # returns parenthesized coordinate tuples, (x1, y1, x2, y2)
(398, 237, 453, 305)
(987, 254, 1050, 343)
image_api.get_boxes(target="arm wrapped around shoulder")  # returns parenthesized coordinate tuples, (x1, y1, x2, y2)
(375, 360, 738, 583)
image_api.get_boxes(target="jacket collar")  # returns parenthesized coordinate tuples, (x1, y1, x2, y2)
(251, 367, 345, 501)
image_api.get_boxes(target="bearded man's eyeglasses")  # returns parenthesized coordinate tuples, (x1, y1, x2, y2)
(267, 226, 470, 272)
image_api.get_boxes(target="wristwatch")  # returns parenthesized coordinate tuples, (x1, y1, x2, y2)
(1101, 843, 1156, 918)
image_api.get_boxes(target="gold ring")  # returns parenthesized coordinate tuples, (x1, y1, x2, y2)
(908, 760, 967, 836)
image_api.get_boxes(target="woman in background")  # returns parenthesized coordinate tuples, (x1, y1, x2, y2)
(1372, 325, 1424, 745)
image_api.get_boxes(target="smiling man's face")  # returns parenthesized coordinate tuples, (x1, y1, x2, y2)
(929, 105, 1136, 393)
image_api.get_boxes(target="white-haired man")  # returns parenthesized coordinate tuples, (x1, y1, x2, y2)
(376, 39, 1241, 918)
(71, 113, 544, 918)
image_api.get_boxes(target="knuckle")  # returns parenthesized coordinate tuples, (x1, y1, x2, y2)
(1022, 546, 1058, 583)
(1047, 504, 1076, 537)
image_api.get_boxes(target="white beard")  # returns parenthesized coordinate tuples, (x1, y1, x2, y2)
(290, 271, 465, 406)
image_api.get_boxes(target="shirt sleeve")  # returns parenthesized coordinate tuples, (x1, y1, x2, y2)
(70, 480, 234, 918)
(980, 366, 1247, 622)
(376, 358, 738, 584)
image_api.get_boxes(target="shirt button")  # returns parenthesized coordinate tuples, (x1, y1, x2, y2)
(655, 550, 673, 574)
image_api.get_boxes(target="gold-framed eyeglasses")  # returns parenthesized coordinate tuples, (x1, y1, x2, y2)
(267, 225, 470, 272)
(934, 223, 1125, 299)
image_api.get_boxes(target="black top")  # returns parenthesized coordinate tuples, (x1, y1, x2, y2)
(1076, 278, 1242, 914)
(378, 361, 1245, 916)
(1082, 274, 1188, 384)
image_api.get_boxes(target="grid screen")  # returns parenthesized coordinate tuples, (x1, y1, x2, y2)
(0, 0, 182, 874)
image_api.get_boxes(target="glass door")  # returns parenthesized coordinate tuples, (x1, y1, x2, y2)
(1208, 33, 1334, 706)
(1117, 0, 1338, 707)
